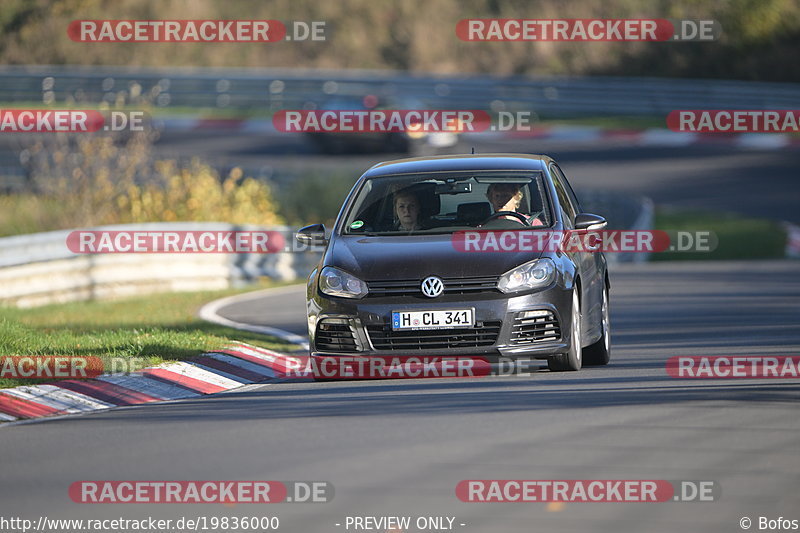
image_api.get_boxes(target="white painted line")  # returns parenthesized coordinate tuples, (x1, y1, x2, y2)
(153, 118, 198, 132)
(35, 384, 115, 410)
(226, 343, 304, 369)
(0, 412, 18, 422)
(238, 340, 302, 357)
(222, 344, 281, 364)
(735, 133, 790, 150)
(547, 126, 602, 142)
(154, 361, 242, 390)
(784, 222, 800, 258)
(2, 387, 87, 413)
(639, 129, 697, 146)
(198, 285, 310, 350)
(186, 362, 254, 384)
(241, 120, 277, 133)
(202, 352, 279, 378)
(460, 130, 505, 140)
(97, 374, 199, 400)
(229, 342, 291, 360)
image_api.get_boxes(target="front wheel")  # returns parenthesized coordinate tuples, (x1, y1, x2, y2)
(583, 286, 611, 366)
(548, 290, 582, 371)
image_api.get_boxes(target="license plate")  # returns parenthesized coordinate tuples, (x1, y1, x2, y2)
(391, 309, 475, 330)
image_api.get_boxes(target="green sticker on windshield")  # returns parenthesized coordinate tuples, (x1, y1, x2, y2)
(350, 220, 364, 229)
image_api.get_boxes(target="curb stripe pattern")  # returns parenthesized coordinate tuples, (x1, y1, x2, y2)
(0, 342, 305, 424)
(0, 392, 60, 418)
(1, 387, 94, 413)
(191, 356, 268, 383)
(56, 380, 160, 406)
(96, 374, 200, 400)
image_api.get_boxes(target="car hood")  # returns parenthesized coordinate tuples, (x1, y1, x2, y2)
(326, 234, 544, 280)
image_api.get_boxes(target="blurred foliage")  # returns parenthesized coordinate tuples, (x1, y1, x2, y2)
(0, 129, 283, 236)
(0, 0, 798, 81)
(654, 208, 787, 260)
(277, 171, 359, 227)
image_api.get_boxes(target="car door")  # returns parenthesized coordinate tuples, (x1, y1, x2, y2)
(549, 164, 604, 337)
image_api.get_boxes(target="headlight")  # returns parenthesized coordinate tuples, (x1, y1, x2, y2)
(497, 258, 556, 294)
(319, 266, 368, 299)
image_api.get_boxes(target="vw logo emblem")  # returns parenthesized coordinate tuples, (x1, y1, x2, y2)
(421, 276, 444, 298)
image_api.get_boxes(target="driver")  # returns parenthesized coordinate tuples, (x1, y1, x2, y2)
(486, 183, 543, 226)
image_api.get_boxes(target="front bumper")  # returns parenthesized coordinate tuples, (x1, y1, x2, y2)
(309, 283, 573, 361)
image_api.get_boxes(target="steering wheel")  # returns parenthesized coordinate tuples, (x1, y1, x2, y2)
(481, 211, 531, 226)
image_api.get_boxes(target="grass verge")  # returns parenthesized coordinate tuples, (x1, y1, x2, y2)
(0, 282, 302, 389)
(654, 208, 787, 261)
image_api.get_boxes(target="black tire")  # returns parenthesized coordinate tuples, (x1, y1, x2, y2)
(584, 286, 611, 366)
(548, 290, 583, 371)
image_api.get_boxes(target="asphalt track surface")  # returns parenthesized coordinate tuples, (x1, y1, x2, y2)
(1, 138, 799, 532)
(2, 260, 799, 533)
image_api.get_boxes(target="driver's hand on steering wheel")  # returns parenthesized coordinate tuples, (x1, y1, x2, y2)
(479, 210, 544, 227)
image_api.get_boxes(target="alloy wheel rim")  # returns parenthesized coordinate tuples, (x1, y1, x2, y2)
(603, 290, 610, 352)
(573, 292, 581, 363)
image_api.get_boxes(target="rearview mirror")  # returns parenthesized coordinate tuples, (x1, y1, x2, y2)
(296, 224, 328, 246)
(435, 182, 472, 194)
(574, 213, 607, 231)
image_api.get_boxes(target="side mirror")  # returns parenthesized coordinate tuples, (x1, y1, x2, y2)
(296, 224, 328, 246)
(574, 213, 607, 231)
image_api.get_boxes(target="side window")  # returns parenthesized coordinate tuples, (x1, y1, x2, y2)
(554, 165, 583, 214)
(550, 165, 577, 228)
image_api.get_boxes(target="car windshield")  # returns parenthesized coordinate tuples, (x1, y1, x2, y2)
(342, 171, 552, 235)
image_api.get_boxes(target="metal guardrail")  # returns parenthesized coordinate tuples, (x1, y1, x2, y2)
(0, 222, 319, 307)
(1, 65, 799, 117)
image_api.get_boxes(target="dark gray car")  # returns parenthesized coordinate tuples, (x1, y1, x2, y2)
(296, 154, 611, 372)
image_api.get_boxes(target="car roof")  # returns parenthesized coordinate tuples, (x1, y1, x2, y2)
(362, 153, 552, 178)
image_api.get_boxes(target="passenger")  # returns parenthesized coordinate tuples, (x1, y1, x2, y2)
(393, 189, 424, 231)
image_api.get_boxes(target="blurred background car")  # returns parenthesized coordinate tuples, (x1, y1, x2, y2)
(303, 93, 460, 154)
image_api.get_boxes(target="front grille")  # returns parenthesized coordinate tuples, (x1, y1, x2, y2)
(510, 310, 560, 345)
(367, 276, 500, 298)
(315, 319, 359, 352)
(366, 321, 501, 350)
